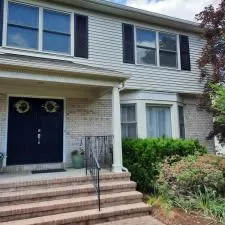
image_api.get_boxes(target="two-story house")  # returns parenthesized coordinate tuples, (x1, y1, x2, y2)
(0, 0, 214, 173)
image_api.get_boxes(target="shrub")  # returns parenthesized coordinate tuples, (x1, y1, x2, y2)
(156, 154, 225, 223)
(157, 154, 225, 197)
(122, 138, 206, 193)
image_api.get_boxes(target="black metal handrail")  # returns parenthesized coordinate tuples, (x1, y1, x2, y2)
(85, 137, 101, 211)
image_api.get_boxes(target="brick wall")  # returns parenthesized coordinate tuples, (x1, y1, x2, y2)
(0, 94, 7, 157)
(65, 98, 112, 167)
(183, 95, 215, 153)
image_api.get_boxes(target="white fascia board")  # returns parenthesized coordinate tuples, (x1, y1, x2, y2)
(120, 90, 179, 102)
(0, 71, 119, 87)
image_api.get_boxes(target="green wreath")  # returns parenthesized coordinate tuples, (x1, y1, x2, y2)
(14, 100, 30, 114)
(43, 101, 60, 113)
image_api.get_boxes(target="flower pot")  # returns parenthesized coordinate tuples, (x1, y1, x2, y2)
(71, 154, 85, 169)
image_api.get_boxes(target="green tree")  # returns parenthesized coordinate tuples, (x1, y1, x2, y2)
(196, 0, 225, 143)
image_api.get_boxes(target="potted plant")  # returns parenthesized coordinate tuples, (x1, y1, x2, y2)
(71, 149, 85, 169)
(0, 152, 4, 170)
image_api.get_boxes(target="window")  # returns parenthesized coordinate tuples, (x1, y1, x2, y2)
(178, 106, 185, 138)
(6, 2, 72, 54)
(146, 105, 172, 138)
(159, 32, 177, 67)
(7, 2, 39, 49)
(136, 28, 156, 65)
(121, 104, 137, 138)
(43, 9, 70, 54)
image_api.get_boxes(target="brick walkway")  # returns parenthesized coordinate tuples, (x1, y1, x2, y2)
(98, 216, 165, 225)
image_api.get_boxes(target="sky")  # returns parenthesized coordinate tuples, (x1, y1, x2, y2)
(107, 0, 221, 21)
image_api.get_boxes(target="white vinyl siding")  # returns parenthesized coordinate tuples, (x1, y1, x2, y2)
(2, 0, 204, 94)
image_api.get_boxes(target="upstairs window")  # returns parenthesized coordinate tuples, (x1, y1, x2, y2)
(159, 32, 177, 68)
(43, 9, 70, 54)
(7, 2, 39, 49)
(136, 28, 156, 65)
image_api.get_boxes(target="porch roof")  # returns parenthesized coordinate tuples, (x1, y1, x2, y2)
(0, 53, 129, 84)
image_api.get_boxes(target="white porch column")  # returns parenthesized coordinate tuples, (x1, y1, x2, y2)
(112, 86, 122, 172)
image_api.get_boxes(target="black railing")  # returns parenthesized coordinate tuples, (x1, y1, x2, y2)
(85, 137, 101, 211)
(85, 136, 113, 211)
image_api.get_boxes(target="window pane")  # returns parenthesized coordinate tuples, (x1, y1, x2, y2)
(128, 124, 137, 138)
(146, 106, 172, 138)
(127, 106, 136, 121)
(121, 124, 137, 138)
(44, 10, 70, 34)
(43, 32, 70, 53)
(159, 33, 177, 51)
(137, 47, 156, 65)
(160, 51, 177, 67)
(137, 29, 156, 48)
(121, 105, 136, 122)
(7, 25, 38, 49)
(8, 2, 38, 28)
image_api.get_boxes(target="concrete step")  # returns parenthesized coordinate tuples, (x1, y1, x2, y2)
(0, 191, 143, 222)
(1, 203, 151, 225)
(0, 172, 131, 192)
(0, 181, 137, 206)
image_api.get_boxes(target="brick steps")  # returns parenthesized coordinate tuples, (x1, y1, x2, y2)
(1, 203, 151, 225)
(0, 191, 143, 222)
(0, 181, 136, 206)
(0, 172, 130, 192)
(0, 172, 151, 224)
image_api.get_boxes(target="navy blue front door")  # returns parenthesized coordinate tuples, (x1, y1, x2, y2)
(7, 97, 64, 166)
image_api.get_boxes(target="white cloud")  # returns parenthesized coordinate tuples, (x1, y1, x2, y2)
(126, 0, 221, 21)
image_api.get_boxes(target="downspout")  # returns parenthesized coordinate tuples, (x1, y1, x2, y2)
(118, 82, 129, 173)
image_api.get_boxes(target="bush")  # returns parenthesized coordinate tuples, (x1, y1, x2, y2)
(122, 138, 206, 193)
(157, 154, 225, 197)
(157, 154, 225, 223)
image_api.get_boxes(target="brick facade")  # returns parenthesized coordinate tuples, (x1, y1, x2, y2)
(65, 98, 112, 167)
(183, 96, 215, 152)
(0, 93, 215, 171)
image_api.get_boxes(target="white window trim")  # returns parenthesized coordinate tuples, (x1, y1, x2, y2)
(121, 100, 180, 139)
(134, 25, 181, 70)
(2, 0, 88, 59)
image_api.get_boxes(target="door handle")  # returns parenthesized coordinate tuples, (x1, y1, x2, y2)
(37, 133, 41, 145)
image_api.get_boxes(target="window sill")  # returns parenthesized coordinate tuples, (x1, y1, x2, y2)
(0, 46, 88, 63)
(135, 62, 182, 72)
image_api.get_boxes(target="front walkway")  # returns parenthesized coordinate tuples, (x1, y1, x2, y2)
(98, 216, 165, 225)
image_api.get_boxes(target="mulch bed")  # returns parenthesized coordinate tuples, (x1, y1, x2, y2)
(151, 205, 222, 225)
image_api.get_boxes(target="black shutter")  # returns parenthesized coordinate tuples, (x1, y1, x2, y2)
(74, 14, 88, 58)
(180, 35, 191, 71)
(178, 106, 185, 139)
(122, 23, 135, 64)
(0, 0, 4, 46)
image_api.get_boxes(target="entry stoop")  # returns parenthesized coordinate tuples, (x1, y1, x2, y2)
(0, 172, 151, 225)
